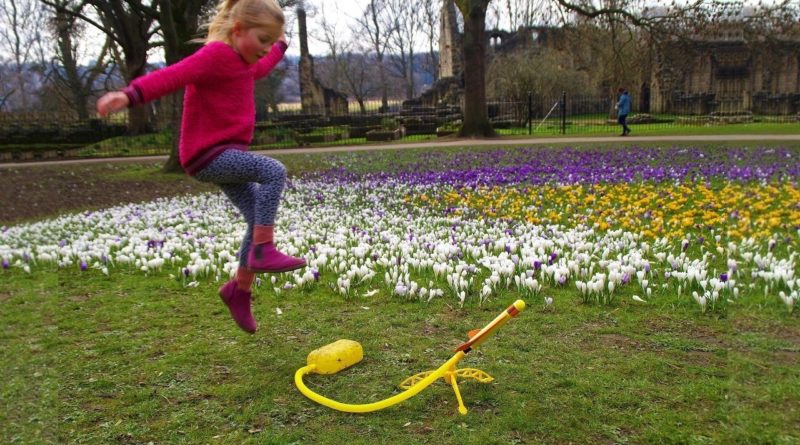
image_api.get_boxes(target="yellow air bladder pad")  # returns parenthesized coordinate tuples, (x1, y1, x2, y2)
(306, 339, 364, 375)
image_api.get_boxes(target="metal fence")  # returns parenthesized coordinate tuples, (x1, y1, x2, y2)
(1, 93, 798, 163)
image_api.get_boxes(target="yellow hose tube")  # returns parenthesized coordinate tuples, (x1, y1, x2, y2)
(294, 300, 526, 414)
(294, 350, 466, 413)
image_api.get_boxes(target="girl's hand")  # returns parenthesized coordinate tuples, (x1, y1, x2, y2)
(97, 92, 130, 117)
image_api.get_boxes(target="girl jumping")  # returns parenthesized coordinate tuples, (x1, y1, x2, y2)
(97, 0, 306, 334)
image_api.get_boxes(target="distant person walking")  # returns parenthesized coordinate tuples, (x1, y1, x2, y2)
(616, 88, 631, 136)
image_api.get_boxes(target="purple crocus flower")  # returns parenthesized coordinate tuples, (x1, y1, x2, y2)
(2, 259, 9, 269)
(621, 273, 630, 284)
(558, 275, 567, 285)
(313, 269, 320, 281)
(533, 260, 542, 270)
(183, 268, 190, 277)
(80, 261, 88, 271)
(720, 273, 728, 282)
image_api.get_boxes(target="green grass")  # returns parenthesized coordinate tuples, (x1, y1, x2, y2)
(2, 267, 798, 444)
(2, 142, 799, 444)
(499, 122, 800, 137)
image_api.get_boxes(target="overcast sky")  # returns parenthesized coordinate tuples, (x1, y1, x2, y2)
(284, 0, 371, 57)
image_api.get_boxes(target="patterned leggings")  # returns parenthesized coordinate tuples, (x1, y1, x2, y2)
(194, 149, 286, 266)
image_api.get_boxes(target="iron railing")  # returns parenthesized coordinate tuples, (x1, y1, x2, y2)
(1, 93, 798, 163)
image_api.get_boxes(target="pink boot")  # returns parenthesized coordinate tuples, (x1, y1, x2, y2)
(218, 280, 257, 333)
(246, 242, 307, 273)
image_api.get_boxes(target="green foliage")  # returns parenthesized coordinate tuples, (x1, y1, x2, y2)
(380, 117, 400, 130)
(81, 131, 173, 156)
(488, 49, 597, 101)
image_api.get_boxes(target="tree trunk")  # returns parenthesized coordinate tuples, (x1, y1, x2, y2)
(379, 58, 389, 112)
(125, 57, 149, 135)
(407, 48, 415, 100)
(158, 0, 184, 173)
(161, 90, 184, 173)
(155, 0, 209, 173)
(456, 0, 495, 138)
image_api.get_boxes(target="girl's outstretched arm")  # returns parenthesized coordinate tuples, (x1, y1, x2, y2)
(121, 43, 229, 108)
(254, 37, 288, 80)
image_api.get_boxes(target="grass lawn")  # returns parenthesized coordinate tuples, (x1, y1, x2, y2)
(3, 268, 798, 445)
(500, 122, 800, 137)
(1, 142, 799, 444)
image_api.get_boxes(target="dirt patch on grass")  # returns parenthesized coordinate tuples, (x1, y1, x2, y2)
(419, 321, 447, 337)
(598, 333, 647, 351)
(0, 162, 216, 226)
(682, 350, 723, 367)
(771, 350, 800, 365)
(733, 316, 800, 345)
(68, 294, 90, 302)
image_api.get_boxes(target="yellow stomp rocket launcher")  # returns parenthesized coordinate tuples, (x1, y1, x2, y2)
(294, 299, 526, 415)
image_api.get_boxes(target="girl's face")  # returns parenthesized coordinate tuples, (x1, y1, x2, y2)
(231, 23, 274, 64)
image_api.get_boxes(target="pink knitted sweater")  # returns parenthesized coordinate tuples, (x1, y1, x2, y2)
(124, 40, 287, 175)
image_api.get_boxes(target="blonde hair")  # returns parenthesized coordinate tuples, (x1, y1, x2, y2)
(203, 0, 284, 45)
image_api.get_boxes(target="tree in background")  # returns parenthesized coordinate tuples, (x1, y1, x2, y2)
(42, 0, 158, 134)
(454, 0, 495, 137)
(312, 2, 347, 93)
(488, 47, 596, 103)
(339, 52, 383, 113)
(386, 0, 421, 100)
(455, 0, 799, 138)
(313, 4, 382, 113)
(354, 0, 393, 112)
(419, 0, 440, 84)
(0, 0, 49, 111)
(46, 1, 114, 120)
(151, 0, 217, 172)
(487, 0, 561, 29)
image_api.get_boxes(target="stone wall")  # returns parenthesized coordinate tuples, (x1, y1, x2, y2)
(651, 35, 800, 115)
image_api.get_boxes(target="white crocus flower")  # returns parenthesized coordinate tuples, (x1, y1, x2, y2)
(779, 291, 795, 312)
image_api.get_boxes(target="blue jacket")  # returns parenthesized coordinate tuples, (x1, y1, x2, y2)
(616, 92, 631, 116)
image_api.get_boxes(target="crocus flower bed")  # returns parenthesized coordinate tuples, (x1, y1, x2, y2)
(1, 145, 798, 313)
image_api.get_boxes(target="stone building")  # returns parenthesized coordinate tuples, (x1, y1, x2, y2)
(650, 24, 800, 115)
(438, 0, 462, 79)
(296, 7, 348, 116)
(423, 0, 559, 108)
(426, 1, 799, 116)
